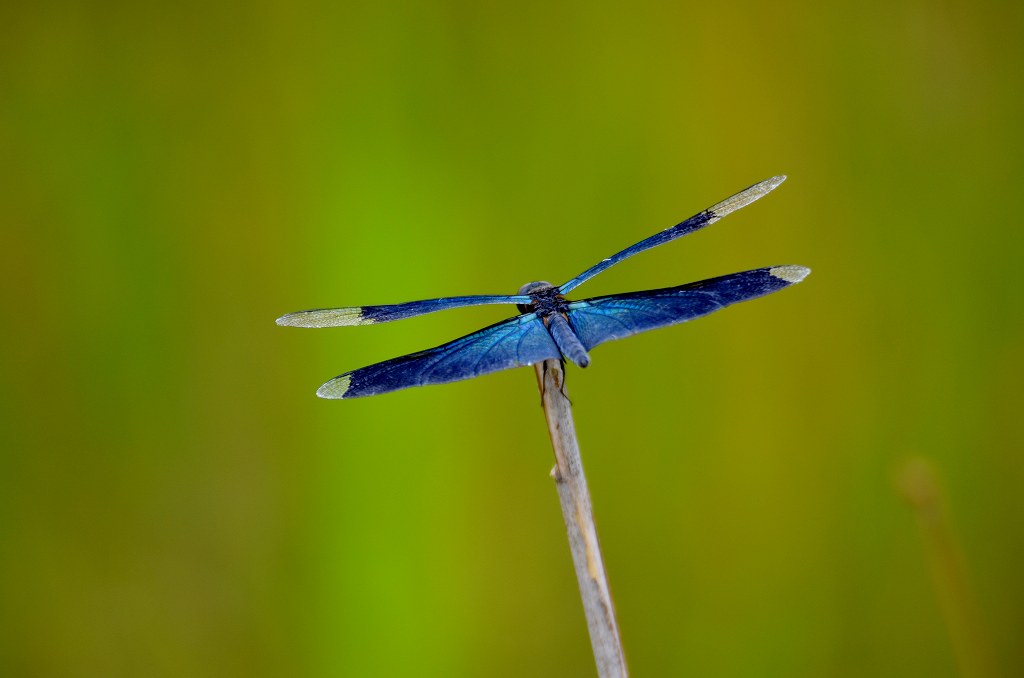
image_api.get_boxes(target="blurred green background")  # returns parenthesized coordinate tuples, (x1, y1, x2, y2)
(2, 0, 1022, 676)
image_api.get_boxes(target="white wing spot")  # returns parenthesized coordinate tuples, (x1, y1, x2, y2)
(769, 265, 811, 283)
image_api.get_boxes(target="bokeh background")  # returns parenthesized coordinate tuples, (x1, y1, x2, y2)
(2, 1, 1022, 676)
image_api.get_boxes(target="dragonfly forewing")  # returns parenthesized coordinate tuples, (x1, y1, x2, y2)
(566, 266, 809, 351)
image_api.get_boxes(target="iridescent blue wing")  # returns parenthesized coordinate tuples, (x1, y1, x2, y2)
(317, 312, 561, 398)
(566, 266, 809, 350)
(276, 294, 531, 327)
(558, 176, 786, 294)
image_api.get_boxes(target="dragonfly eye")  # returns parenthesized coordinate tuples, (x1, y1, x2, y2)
(518, 280, 553, 295)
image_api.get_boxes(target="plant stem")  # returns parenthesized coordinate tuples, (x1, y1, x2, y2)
(533, 359, 628, 678)
(898, 457, 999, 678)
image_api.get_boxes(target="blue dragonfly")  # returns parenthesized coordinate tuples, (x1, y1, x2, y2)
(278, 176, 809, 399)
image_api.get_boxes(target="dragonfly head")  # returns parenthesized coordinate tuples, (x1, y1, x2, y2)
(518, 280, 554, 295)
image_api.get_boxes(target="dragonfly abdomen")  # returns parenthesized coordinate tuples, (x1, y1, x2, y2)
(548, 313, 590, 368)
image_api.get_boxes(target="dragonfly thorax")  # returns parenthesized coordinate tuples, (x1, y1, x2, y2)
(517, 281, 569, 317)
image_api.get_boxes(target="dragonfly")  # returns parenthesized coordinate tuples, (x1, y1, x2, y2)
(278, 176, 809, 399)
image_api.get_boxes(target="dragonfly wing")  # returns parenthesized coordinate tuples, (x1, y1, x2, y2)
(276, 294, 531, 327)
(567, 266, 809, 350)
(558, 176, 786, 294)
(318, 312, 561, 398)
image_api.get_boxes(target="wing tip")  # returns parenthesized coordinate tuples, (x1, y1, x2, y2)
(769, 265, 811, 284)
(275, 313, 303, 327)
(276, 308, 368, 327)
(317, 374, 353, 399)
(275, 314, 294, 326)
(709, 174, 788, 218)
